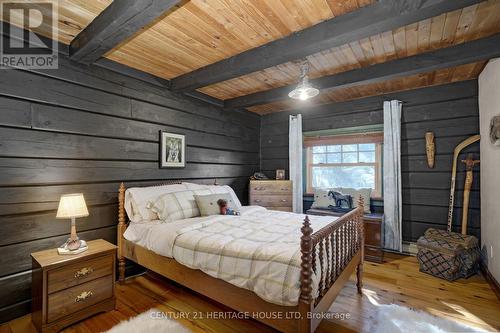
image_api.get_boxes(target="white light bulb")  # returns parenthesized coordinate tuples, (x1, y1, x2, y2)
(299, 91, 308, 100)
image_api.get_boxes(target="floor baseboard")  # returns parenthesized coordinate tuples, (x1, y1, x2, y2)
(480, 262, 500, 301)
(402, 241, 418, 256)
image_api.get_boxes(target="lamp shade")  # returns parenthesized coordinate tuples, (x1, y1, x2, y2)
(288, 62, 319, 101)
(56, 193, 89, 219)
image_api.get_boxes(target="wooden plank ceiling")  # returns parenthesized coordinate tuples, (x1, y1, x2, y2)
(0, 0, 112, 44)
(2, 0, 500, 114)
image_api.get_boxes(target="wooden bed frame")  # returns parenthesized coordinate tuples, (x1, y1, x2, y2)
(116, 182, 364, 333)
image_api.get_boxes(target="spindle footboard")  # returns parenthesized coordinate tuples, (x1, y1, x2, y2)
(117, 182, 364, 333)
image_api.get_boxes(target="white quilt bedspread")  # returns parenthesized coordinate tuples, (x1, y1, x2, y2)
(124, 206, 340, 306)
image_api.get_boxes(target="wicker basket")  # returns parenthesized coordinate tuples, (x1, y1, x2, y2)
(417, 229, 480, 281)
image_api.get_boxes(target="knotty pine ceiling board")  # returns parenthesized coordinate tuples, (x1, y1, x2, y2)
(103, 0, 372, 80)
(0, 0, 112, 45)
(247, 61, 486, 115)
(199, 0, 500, 104)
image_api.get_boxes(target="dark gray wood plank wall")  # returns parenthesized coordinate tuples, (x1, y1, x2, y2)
(260, 80, 480, 243)
(0, 54, 260, 322)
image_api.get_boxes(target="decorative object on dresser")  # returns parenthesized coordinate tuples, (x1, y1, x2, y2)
(56, 193, 89, 254)
(306, 208, 383, 263)
(31, 239, 117, 333)
(447, 135, 480, 232)
(159, 131, 185, 168)
(460, 154, 480, 235)
(250, 172, 269, 180)
(425, 131, 435, 168)
(275, 169, 285, 180)
(249, 180, 293, 212)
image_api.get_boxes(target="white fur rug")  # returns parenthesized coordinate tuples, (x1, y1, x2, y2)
(104, 309, 192, 333)
(372, 304, 489, 333)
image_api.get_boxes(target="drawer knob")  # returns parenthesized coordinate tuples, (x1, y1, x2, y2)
(74, 267, 94, 279)
(75, 291, 93, 303)
(255, 199, 261, 202)
(281, 199, 287, 202)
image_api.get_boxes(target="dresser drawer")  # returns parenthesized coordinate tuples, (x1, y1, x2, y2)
(47, 254, 113, 294)
(250, 181, 292, 194)
(268, 207, 293, 212)
(250, 194, 292, 207)
(47, 275, 113, 323)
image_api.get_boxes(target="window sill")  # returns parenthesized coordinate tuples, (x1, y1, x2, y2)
(303, 193, 383, 201)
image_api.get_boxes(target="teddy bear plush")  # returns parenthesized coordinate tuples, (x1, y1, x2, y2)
(217, 199, 240, 216)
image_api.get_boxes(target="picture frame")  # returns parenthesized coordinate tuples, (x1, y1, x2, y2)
(160, 131, 186, 168)
(276, 169, 285, 180)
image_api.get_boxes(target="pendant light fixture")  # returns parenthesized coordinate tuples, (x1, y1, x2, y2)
(288, 61, 319, 101)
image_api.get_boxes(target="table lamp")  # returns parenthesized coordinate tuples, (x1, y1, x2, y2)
(56, 193, 89, 253)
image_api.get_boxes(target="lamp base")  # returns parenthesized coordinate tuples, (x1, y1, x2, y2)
(58, 239, 88, 255)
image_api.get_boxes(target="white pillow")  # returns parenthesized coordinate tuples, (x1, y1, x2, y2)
(205, 185, 242, 209)
(311, 189, 335, 209)
(124, 182, 242, 223)
(150, 189, 211, 222)
(195, 193, 238, 216)
(124, 183, 187, 223)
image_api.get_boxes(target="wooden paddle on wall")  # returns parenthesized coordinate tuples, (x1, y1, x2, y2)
(447, 135, 480, 232)
(461, 154, 480, 235)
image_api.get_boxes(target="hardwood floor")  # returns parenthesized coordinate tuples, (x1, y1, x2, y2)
(2, 253, 499, 333)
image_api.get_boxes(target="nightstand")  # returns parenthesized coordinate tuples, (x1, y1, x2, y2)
(31, 239, 117, 333)
(306, 208, 384, 263)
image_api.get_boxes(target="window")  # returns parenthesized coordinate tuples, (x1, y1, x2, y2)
(305, 133, 383, 198)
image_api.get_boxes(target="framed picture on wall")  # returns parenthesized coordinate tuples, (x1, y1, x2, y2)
(160, 131, 186, 168)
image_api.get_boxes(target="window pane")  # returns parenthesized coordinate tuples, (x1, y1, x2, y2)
(327, 145, 341, 152)
(313, 146, 326, 153)
(312, 166, 375, 190)
(342, 144, 357, 152)
(313, 154, 326, 164)
(342, 152, 357, 163)
(359, 151, 375, 163)
(327, 153, 341, 163)
(359, 143, 375, 151)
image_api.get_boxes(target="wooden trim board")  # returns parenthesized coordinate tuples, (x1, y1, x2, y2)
(480, 262, 500, 302)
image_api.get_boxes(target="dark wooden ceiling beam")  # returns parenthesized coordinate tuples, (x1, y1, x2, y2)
(70, 0, 182, 64)
(170, 0, 483, 92)
(224, 33, 500, 108)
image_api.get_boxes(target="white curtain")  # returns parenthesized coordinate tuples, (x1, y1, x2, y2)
(289, 114, 303, 213)
(383, 100, 403, 252)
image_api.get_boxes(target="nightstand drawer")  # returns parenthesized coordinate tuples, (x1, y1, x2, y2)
(250, 194, 292, 207)
(47, 275, 113, 323)
(249, 181, 292, 194)
(47, 254, 113, 294)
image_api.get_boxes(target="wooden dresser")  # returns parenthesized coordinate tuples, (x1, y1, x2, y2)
(249, 180, 293, 212)
(306, 208, 384, 263)
(31, 239, 116, 333)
